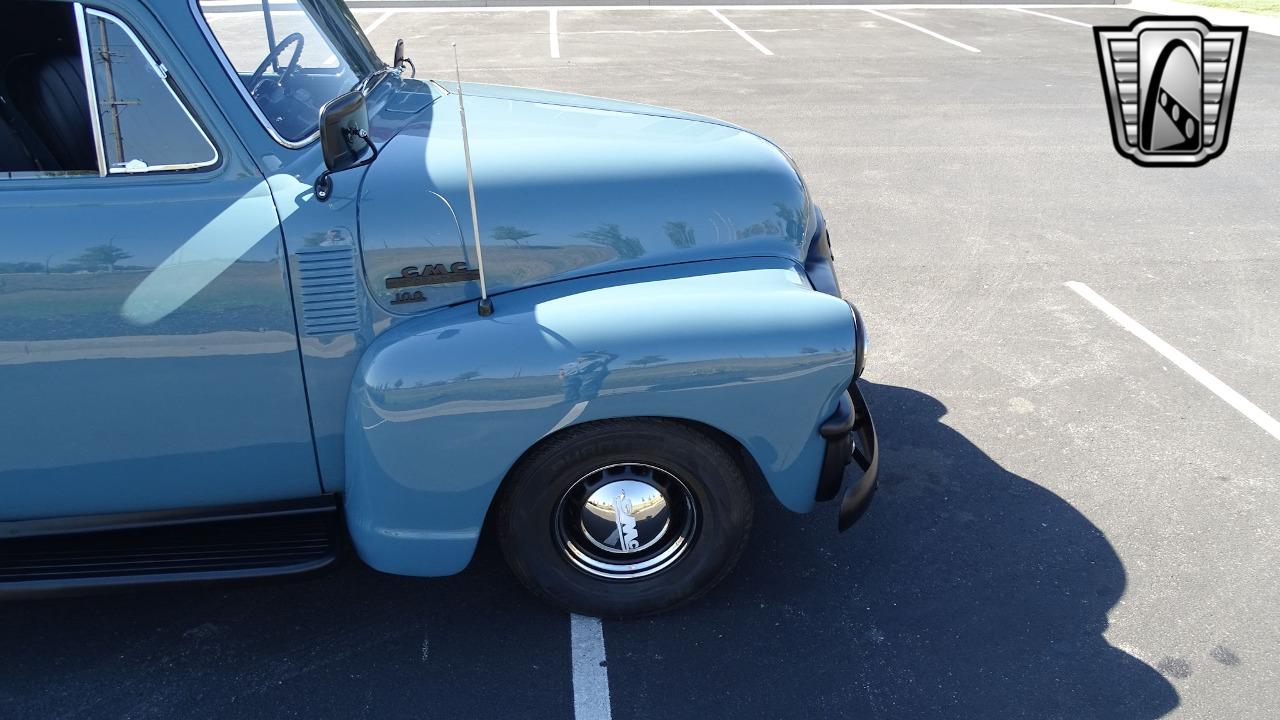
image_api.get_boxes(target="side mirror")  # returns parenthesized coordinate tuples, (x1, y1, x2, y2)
(314, 90, 378, 201)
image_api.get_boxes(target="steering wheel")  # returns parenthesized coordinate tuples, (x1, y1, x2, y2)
(247, 32, 305, 98)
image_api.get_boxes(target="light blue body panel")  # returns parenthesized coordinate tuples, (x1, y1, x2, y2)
(0, 0, 321, 520)
(0, 0, 859, 579)
(359, 86, 812, 315)
(284, 73, 819, 494)
(345, 259, 855, 576)
(441, 82, 744, 130)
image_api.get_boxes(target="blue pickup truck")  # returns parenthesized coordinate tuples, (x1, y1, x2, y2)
(0, 0, 876, 617)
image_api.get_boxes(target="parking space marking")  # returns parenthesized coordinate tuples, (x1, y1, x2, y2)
(209, 3, 1141, 12)
(562, 28, 770, 35)
(570, 614, 613, 720)
(550, 9, 561, 58)
(864, 9, 981, 53)
(364, 10, 397, 34)
(333, 3, 1136, 9)
(1067, 282, 1280, 443)
(327, 11, 395, 64)
(708, 8, 775, 56)
(1010, 7, 1092, 28)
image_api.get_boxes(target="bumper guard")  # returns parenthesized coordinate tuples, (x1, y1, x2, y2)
(816, 382, 880, 531)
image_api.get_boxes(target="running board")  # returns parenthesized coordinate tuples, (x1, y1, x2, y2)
(0, 496, 340, 598)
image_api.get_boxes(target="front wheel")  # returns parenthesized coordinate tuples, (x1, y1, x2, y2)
(496, 418, 754, 618)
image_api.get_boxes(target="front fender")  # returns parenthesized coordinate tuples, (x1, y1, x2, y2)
(344, 258, 855, 576)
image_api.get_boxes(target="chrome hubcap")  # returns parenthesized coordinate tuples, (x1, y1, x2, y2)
(554, 463, 698, 580)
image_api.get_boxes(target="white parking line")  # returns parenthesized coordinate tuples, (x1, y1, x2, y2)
(364, 10, 397, 34)
(570, 613, 612, 720)
(212, 3, 1138, 13)
(330, 2, 1137, 9)
(864, 8, 981, 53)
(1066, 282, 1280, 443)
(708, 8, 775, 56)
(328, 11, 395, 64)
(563, 28, 797, 35)
(1010, 7, 1091, 27)
(550, 8, 561, 58)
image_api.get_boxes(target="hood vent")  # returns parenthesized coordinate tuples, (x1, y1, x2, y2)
(296, 245, 360, 335)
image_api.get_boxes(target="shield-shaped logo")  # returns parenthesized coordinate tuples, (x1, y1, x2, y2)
(1094, 16, 1247, 166)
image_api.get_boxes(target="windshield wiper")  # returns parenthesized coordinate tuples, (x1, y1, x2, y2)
(355, 66, 393, 94)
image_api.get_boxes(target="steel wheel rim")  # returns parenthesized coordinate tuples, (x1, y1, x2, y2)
(553, 462, 699, 581)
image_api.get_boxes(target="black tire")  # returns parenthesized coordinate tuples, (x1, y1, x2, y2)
(496, 418, 754, 618)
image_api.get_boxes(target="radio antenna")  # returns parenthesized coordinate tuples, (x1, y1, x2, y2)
(452, 42, 492, 317)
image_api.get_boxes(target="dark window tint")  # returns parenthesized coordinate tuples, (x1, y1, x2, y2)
(84, 10, 216, 173)
(0, 1, 95, 176)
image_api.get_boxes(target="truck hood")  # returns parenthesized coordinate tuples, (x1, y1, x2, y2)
(439, 82, 744, 130)
(357, 82, 813, 313)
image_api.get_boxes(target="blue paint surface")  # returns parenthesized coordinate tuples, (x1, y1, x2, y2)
(345, 259, 854, 575)
(0, 0, 862, 578)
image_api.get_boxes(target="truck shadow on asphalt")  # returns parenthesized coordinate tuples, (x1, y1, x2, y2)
(0, 382, 1180, 720)
(606, 380, 1182, 720)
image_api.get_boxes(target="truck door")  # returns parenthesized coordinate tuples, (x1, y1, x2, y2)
(0, 2, 320, 520)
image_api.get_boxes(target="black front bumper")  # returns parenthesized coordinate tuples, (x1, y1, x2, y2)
(816, 382, 880, 531)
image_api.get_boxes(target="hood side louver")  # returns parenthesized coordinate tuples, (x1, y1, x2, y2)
(296, 245, 360, 335)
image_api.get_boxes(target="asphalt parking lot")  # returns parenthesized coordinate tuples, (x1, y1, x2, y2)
(5, 3, 1280, 719)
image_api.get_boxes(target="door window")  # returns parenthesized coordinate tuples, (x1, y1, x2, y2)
(0, 2, 217, 178)
(82, 9, 218, 173)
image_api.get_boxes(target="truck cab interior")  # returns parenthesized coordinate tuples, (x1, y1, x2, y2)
(0, 2, 96, 174)
(191, 0, 365, 144)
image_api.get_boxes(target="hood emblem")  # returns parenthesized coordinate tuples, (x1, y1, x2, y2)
(385, 261, 481, 290)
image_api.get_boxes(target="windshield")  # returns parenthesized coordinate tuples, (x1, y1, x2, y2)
(196, 0, 368, 145)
